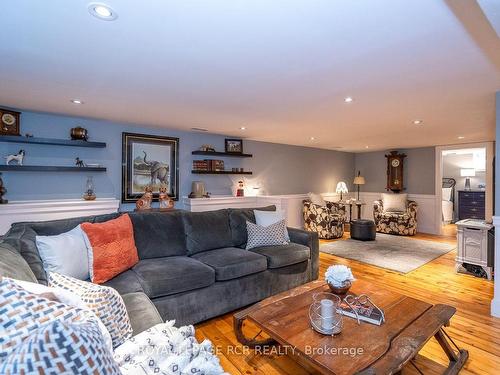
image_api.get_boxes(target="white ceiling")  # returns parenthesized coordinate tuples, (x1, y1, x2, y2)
(0, 0, 499, 152)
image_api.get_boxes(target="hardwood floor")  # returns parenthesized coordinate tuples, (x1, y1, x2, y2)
(195, 231, 499, 374)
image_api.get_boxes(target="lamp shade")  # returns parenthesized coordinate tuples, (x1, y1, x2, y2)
(353, 176, 365, 185)
(335, 181, 348, 194)
(460, 168, 476, 177)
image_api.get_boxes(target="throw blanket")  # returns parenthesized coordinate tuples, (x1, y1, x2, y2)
(114, 321, 228, 375)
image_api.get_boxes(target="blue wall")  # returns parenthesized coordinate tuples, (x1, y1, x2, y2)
(0, 110, 355, 210)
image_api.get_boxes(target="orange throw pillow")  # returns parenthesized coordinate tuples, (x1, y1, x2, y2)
(81, 214, 139, 284)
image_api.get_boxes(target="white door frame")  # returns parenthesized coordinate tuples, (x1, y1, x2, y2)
(434, 142, 494, 235)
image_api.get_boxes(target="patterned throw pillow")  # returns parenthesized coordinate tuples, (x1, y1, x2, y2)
(48, 272, 133, 348)
(0, 278, 94, 359)
(245, 220, 289, 250)
(1, 319, 121, 375)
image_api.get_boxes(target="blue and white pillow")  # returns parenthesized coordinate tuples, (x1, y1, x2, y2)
(245, 220, 289, 250)
(0, 277, 120, 375)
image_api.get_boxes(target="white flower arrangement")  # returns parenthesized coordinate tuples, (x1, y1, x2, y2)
(325, 265, 355, 287)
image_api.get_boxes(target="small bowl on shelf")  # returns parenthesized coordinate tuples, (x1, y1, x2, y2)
(327, 280, 352, 297)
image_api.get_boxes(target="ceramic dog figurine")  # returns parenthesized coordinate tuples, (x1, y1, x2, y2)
(75, 157, 85, 167)
(5, 150, 25, 165)
(136, 186, 153, 210)
(159, 186, 174, 209)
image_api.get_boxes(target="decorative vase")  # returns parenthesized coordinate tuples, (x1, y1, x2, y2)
(327, 280, 352, 297)
(71, 126, 88, 141)
(83, 176, 96, 201)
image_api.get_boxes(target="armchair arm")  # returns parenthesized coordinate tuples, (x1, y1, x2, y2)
(407, 200, 418, 218)
(288, 227, 319, 280)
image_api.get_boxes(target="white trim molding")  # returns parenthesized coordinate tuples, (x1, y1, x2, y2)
(491, 216, 500, 317)
(0, 198, 120, 235)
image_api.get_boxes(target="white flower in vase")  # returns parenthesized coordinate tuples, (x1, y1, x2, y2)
(325, 265, 355, 287)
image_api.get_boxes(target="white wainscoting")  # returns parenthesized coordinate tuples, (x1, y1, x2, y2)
(356, 192, 438, 235)
(182, 195, 310, 229)
(0, 198, 120, 235)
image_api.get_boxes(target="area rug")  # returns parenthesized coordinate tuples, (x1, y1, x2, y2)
(320, 233, 455, 274)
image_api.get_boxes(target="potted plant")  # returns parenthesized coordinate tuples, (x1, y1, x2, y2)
(325, 265, 355, 296)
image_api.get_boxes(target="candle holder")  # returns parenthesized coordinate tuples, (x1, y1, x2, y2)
(309, 292, 343, 335)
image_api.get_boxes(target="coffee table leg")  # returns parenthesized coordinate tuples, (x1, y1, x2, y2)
(233, 312, 276, 348)
(434, 329, 469, 374)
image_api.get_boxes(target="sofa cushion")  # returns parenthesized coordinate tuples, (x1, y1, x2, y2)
(128, 211, 187, 259)
(133, 257, 215, 298)
(103, 270, 144, 295)
(121, 292, 163, 336)
(0, 243, 38, 282)
(250, 243, 310, 269)
(191, 247, 268, 281)
(2, 213, 120, 284)
(228, 205, 276, 248)
(183, 210, 233, 255)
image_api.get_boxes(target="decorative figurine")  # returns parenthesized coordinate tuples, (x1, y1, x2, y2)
(4, 149, 25, 165)
(159, 185, 174, 209)
(75, 157, 86, 167)
(236, 180, 245, 197)
(0, 173, 7, 204)
(136, 186, 153, 210)
(25, 133, 33, 138)
(71, 126, 88, 141)
(83, 176, 96, 201)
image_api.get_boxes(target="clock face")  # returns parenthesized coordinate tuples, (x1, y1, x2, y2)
(2, 113, 16, 126)
(391, 159, 400, 168)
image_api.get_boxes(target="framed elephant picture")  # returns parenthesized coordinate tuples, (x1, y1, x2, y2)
(122, 132, 179, 203)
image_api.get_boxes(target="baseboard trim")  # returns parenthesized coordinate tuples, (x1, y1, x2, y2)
(492, 299, 500, 317)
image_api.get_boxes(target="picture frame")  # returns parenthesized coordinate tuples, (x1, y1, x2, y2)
(122, 132, 179, 203)
(225, 138, 243, 154)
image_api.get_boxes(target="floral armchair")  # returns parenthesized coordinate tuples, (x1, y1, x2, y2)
(373, 199, 418, 236)
(303, 200, 346, 239)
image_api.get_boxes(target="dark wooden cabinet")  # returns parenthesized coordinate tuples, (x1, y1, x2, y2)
(458, 190, 485, 220)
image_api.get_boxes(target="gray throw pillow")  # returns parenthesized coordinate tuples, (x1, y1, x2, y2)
(245, 220, 288, 250)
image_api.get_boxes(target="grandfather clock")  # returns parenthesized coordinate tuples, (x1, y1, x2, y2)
(385, 151, 406, 192)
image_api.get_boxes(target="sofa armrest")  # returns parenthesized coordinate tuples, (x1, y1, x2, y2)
(122, 292, 163, 336)
(288, 227, 319, 280)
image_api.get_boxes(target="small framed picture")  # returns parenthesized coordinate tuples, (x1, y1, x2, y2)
(225, 138, 243, 154)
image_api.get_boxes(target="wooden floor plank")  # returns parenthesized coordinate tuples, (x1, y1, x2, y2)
(195, 231, 499, 374)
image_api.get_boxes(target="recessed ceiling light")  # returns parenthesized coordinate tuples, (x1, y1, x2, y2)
(413, 119, 423, 125)
(365, 146, 369, 149)
(310, 137, 315, 141)
(240, 127, 246, 130)
(88, 3, 118, 21)
(71, 99, 83, 105)
(458, 136, 465, 139)
(344, 97, 354, 103)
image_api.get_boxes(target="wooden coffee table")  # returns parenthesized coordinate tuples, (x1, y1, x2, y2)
(234, 280, 468, 374)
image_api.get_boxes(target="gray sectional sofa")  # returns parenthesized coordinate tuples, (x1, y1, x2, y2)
(0, 206, 319, 328)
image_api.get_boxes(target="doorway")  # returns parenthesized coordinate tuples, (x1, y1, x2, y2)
(435, 142, 494, 236)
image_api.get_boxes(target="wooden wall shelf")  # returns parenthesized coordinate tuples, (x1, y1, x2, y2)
(0, 165, 106, 172)
(192, 151, 252, 158)
(192, 170, 253, 175)
(0, 135, 106, 148)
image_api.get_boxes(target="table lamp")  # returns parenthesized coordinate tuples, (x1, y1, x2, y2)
(335, 181, 348, 201)
(353, 171, 365, 201)
(460, 168, 475, 191)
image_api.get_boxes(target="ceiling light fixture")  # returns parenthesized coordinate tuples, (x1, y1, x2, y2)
(310, 137, 315, 141)
(240, 127, 246, 130)
(88, 3, 118, 21)
(71, 99, 83, 105)
(458, 136, 465, 139)
(344, 97, 354, 103)
(413, 119, 423, 125)
(365, 146, 369, 149)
